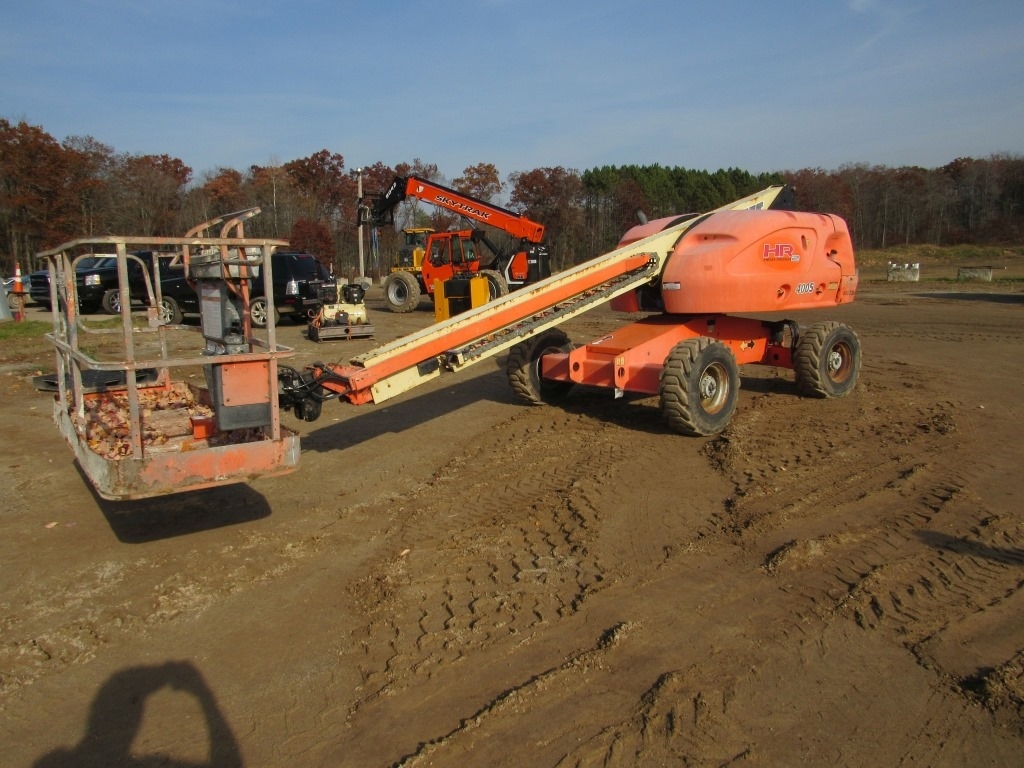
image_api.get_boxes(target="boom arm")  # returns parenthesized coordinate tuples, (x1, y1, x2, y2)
(285, 185, 792, 415)
(362, 175, 546, 243)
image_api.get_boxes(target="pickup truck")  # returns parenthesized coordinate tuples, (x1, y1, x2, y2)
(28, 253, 199, 323)
(29, 249, 331, 326)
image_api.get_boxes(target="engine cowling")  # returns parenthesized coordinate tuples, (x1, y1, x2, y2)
(643, 209, 858, 314)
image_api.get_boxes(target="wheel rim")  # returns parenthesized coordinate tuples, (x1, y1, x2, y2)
(388, 281, 408, 303)
(160, 301, 173, 323)
(533, 344, 564, 392)
(826, 341, 854, 383)
(251, 299, 267, 325)
(110, 295, 121, 313)
(698, 362, 731, 414)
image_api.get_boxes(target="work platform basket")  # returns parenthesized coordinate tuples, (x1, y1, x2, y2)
(36, 209, 301, 500)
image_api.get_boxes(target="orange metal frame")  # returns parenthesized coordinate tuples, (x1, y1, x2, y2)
(542, 314, 792, 395)
(35, 213, 298, 500)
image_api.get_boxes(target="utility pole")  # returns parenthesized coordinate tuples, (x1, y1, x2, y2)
(355, 167, 365, 279)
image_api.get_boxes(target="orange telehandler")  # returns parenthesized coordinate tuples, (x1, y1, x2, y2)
(362, 175, 551, 312)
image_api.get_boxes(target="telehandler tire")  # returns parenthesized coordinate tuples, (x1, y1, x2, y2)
(660, 337, 739, 436)
(382, 271, 420, 313)
(795, 321, 861, 398)
(478, 269, 509, 301)
(507, 328, 574, 405)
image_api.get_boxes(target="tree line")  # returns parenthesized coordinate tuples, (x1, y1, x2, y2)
(2, 117, 1022, 279)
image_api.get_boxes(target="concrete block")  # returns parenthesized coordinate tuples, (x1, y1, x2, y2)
(887, 262, 920, 282)
(957, 267, 994, 282)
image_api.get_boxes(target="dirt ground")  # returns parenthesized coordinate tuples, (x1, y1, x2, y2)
(2, 271, 1024, 767)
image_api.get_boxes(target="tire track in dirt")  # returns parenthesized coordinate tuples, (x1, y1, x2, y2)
(548, 663, 758, 767)
(530, 378, 1022, 767)
(345, 405, 634, 713)
(0, 523, 330, 702)
(333, 344, 1009, 758)
(393, 620, 639, 767)
(547, 629, 1012, 768)
(697, 354, 1024, 732)
(699, 358, 956, 543)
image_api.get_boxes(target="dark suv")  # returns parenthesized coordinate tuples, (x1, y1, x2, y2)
(249, 250, 332, 327)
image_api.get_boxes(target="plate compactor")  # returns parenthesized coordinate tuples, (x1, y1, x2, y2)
(308, 280, 375, 342)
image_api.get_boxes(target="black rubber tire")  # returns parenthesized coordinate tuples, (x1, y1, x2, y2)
(382, 271, 420, 313)
(159, 296, 183, 325)
(250, 297, 279, 328)
(294, 396, 322, 422)
(478, 269, 509, 301)
(659, 337, 739, 436)
(506, 328, 574, 405)
(101, 289, 121, 315)
(795, 321, 861, 398)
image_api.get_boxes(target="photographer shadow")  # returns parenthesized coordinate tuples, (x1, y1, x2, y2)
(34, 661, 242, 768)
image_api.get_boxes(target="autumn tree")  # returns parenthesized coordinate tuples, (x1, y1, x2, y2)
(246, 163, 298, 238)
(289, 218, 335, 264)
(453, 163, 502, 202)
(783, 167, 852, 220)
(62, 135, 116, 239)
(203, 168, 246, 211)
(992, 153, 1024, 240)
(283, 149, 350, 221)
(509, 167, 585, 270)
(279, 149, 362, 268)
(394, 158, 440, 181)
(0, 120, 74, 270)
(106, 153, 191, 236)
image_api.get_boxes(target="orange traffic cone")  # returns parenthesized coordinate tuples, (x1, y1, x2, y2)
(13, 263, 24, 321)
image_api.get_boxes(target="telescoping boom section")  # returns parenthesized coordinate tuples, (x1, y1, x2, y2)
(281, 184, 801, 414)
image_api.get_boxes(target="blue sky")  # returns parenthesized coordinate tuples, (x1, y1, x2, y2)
(2, 0, 1022, 182)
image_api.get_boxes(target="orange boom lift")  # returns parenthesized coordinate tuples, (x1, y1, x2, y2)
(40, 186, 860, 499)
(277, 184, 859, 439)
